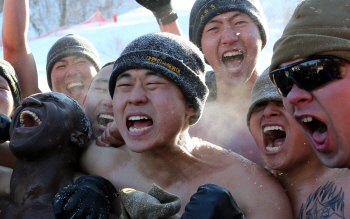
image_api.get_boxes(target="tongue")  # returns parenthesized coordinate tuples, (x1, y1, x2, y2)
(312, 126, 328, 144)
(133, 120, 152, 128)
(223, 55, 243, 70)
(273, 138, 285, 147)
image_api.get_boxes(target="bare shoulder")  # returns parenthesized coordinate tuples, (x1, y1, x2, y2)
(191, 138, 256, 167)
(80, 141, 131, 175)
(191, 139, 293, 218)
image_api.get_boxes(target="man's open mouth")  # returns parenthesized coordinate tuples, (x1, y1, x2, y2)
(67, 82, 84, 94)
(300, 116, 328, 145)
(127, 116, 153, 133)
(263, 125, 286, 152)
(19, 110, 42, 128)
(222, 51, 243, 71)
(98, 114, 114, 128)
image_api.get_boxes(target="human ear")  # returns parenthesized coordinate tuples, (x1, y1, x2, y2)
(70, 130, 89, 149)
(185, 103, 195, 117)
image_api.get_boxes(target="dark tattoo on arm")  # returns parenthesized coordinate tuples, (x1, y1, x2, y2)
(298, 181, 345, 219)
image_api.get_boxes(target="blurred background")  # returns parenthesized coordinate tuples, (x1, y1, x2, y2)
(0, 0, 301, 91)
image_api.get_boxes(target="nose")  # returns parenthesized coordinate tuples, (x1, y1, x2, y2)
(286, 84, 313, 107)
(263, 102, 281, 118)
(221, 27, 239, 45)
(66, 64, 79, 78)
(102, 96, 113, 109)
(22, 97, 43, 107)
(128, 84, 147, 105)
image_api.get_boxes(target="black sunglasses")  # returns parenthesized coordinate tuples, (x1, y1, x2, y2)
(269, 56, 347, 97)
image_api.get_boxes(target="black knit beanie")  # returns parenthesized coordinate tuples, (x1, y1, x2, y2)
(0, 59, 21, 108)
(189, 0, 268, 51)
(109, 32, 208, 125)
(46, 34, 101, 90)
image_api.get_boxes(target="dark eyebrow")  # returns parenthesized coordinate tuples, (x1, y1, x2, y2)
(39, 95, 65, 108)
(207, 12, 243, 25)
(56, 59, 68, 64)
(145, 71, 164, 78)
(116, 72, 132, 81)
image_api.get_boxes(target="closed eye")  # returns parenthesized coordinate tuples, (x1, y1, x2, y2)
(117, 84, 132, 87)
(207, 27, 219, 32)
(235, 21, 247, 26)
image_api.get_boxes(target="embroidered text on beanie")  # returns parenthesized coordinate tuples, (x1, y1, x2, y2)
(109, 32, 208, 125)
(189, 0, 268, 51)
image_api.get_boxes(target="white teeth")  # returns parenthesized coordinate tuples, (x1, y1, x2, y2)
(223, 51, 242, 58)
(128, 116, 150, 121)
(266, 143, 281, 152)
(99, 114, 114, 120)
(301, 116, 313, 123)
(19, 110, 42, 127)
(129, 126, 152, 133)
(263, 126, 284, 133)
(67, 82, 83, 90)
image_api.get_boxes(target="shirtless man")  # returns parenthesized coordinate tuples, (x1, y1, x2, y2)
(139, 0, 268, 165)
(83, 61, 115, 140)
(248, 69, 350, 218)
(0, 92, 113, 218)
(56, 32, 292, 218)
(3, 0, 101, 105)
(268, 0, 350, 169)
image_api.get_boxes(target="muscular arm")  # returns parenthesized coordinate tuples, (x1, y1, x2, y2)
(3, 0, 41, 99)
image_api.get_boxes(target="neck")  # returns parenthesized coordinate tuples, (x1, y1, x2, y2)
(130, 132, 205, 188)
(215, 71, 257, 104)
(10, 155, 75, 206)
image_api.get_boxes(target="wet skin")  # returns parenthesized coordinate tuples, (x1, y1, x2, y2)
(83, 65, 114, 140)
(10, 92, 81, 160)
(0, 92, 90, 219)
(250, 101, 315, 171)
(112, 68, 194, 153)
(281, 60, 350, 169)
(201, 11, 262, 86)
(51, 55, 97, 106)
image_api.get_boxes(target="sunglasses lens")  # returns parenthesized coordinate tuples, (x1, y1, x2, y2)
(272, 71, 289, 97)
(271, 57, 346, 96)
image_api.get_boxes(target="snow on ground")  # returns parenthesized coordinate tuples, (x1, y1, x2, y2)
(0, 0, 301, 92)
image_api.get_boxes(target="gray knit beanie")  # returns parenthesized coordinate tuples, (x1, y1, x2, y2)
(247, 68, 281, 131)
(46, 34, 101, 90)
(109, 32, 208, 125)
(189, 0, 268, 51)
(270, 0, 350, 73)
(0, 59, 21, 108)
